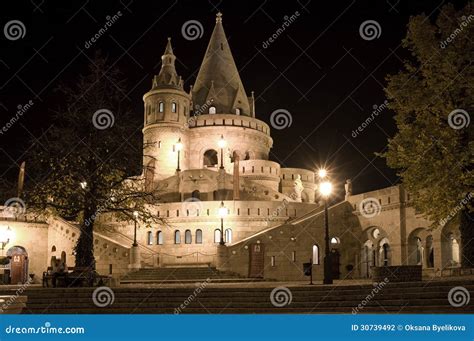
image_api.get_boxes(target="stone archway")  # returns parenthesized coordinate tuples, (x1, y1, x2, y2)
(6, 246, 29, 284)
(441, 223, 462, 268)
(359, 226, 390, 278)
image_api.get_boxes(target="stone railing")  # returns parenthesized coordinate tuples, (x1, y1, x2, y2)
(372, 265, 422, 282)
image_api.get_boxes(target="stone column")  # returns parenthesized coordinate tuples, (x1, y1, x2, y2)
(129, 245, 141, 270)
(216, 244, 229, 271)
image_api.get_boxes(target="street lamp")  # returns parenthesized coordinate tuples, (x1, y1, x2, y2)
(218, 135, 226, 169)
(0, 226, 13, 251)
(175, 138, 183, 172)
(132, 211, 139, 247)
(218, 201, 227, 245)
(318, 174, 333, 285)
(317, 168, 327, 179)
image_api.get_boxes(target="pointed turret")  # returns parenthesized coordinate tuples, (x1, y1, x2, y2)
(152, 37, 183, 90)
(192, 12, 251, 116)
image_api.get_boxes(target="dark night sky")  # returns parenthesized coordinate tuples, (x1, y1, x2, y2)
(0, 0, 469, 199)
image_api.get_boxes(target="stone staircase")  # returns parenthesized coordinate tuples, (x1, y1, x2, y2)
(119, 266, 259, 284)
(2, 279, 473, 314)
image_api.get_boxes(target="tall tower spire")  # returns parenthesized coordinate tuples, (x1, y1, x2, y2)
(152, 37, 183, 90)
(192, 12, 251, 116)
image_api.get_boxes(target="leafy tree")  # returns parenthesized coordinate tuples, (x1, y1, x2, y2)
(382, 3, 473, 266)
(25, 54, 160, 270)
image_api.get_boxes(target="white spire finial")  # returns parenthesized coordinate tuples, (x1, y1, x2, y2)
(216, 12, 223, 23)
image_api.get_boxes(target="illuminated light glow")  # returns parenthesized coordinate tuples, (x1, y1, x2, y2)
(175, 138, 183, 151)
(133, 211, 139, 218)
(218, 201, 227, 218)
(80, 181, 87, 189)
(0, 226, 13, 244)
(218, 135, 226, 148)
(317, 168, 327, 179)
(319, 181, 332, 197)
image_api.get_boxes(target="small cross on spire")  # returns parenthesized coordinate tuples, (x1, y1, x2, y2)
(216, 12, 223, 23)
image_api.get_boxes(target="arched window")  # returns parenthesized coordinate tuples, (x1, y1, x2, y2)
(171, 102, 177, 113)
(225, 229, 232, 243)
(235, 108, 241, 115)
(158, 102, 164, 113)
(203, 149, 218, 167)
(209, 106, 216, 114)
(312, 244, 320, 265)
(196, 229, 203, 244)
(174, 230, 181, 244)
(51, 245, 56, 252)
(157, 231, 163, 245)
(214, 229, 221, 243)
(331, 237, 340, 245)
(191, 190, 200, 199)
(185, 230, 192, 244)
(147, 231, 153, 245)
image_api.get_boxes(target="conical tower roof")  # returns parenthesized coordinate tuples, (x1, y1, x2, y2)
(192, 13, 251, 116)
(152, 37, 183, 90)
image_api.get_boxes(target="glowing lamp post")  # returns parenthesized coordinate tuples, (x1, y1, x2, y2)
(218, 135, 226, 169)
(0, 226, 13, 251)
(218, 201, 227, 245)
(132, 211, 139, 247)
(318, 169, 333, 285)
(175, 138, 183, 172)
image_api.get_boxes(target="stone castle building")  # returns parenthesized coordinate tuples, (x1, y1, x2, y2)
(0, 14, 463, 284)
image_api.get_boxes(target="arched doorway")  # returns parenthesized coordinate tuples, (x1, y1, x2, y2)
(360, 227, 390, 278)
(6, 246, 29, 284)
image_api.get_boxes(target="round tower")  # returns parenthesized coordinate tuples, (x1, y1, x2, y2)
(143, 38, 190, 186)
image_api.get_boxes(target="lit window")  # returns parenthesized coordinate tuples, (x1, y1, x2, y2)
(214, 229, 221, 243)
(196, 229, 203, 244)
(271, 256, 276, 267)
(174, 230, 181, 244)
(331, 237, 340, 245)
(185, 230, 192, 244)
(209, 106, 216, 114)
(171, 102, 177, 113)
(147, 231, 153, 245)
(159, 102, 164, 113)
(225, 229, 232, 243)
(292, 251, 296, 262)
(235, 108, 241, 115)
(157, 231, 163, 245)
(312, 245, 320, 265)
